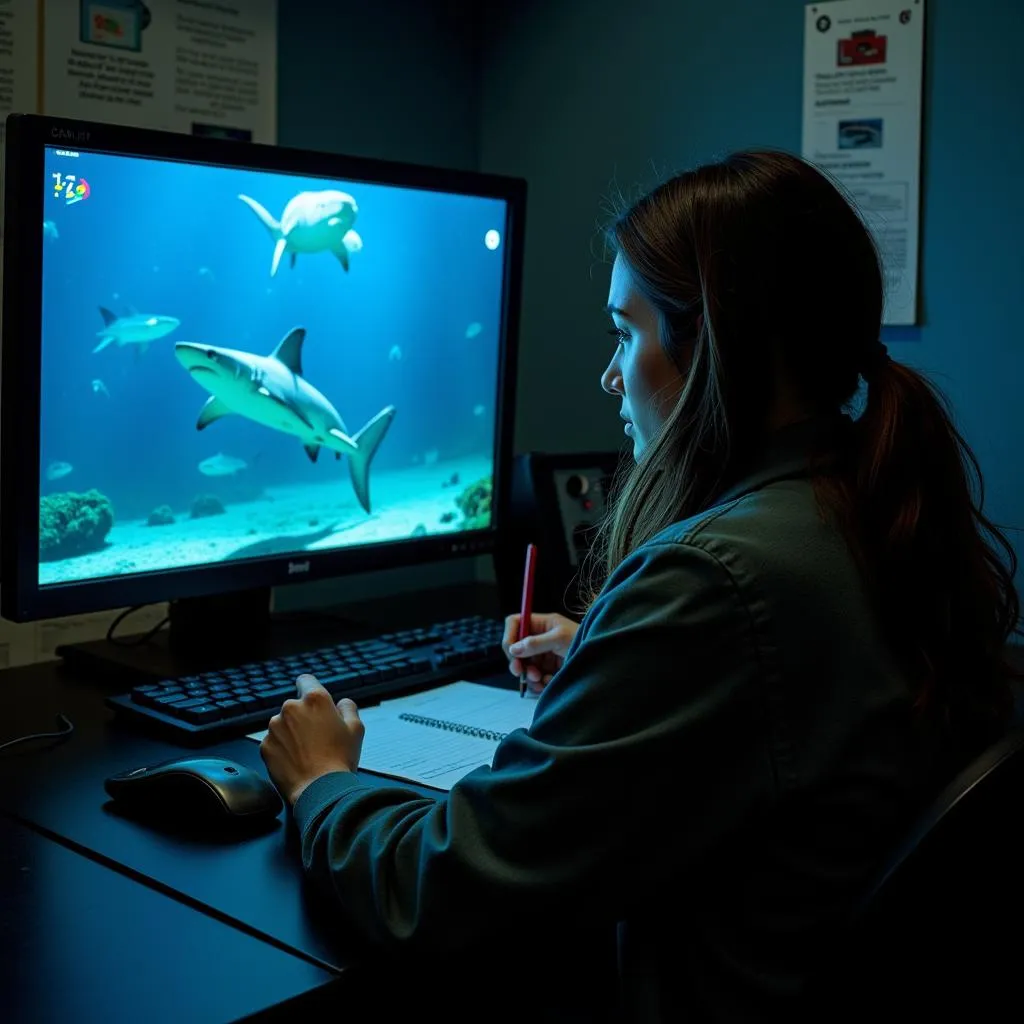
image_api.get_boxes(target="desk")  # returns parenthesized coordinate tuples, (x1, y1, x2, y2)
(0, 586, 608, 1022)
(0, 815, 338, 1023)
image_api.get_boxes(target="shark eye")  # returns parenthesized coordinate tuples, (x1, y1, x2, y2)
(206, 349, 217, 360)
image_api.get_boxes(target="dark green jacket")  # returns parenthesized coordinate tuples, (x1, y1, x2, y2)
(293, 417, 945, 1021)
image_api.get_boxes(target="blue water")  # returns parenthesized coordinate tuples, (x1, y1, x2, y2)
(38, 147, 507, 584)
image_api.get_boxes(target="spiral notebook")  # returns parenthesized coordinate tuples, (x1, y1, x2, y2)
(247, 681, 538, 792)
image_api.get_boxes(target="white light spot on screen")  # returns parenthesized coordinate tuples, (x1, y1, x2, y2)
(484, 229, 501, 250)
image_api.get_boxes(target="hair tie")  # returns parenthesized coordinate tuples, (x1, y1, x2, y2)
(862, 340, 890, 380)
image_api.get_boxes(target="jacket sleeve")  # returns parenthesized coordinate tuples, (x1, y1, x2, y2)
(292, 539, 777, 952)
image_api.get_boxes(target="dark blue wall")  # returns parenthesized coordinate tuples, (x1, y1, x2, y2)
(479, 0, 1024, 574)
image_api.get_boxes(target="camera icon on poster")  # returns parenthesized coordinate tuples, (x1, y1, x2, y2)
(837, 29, 888, 66)
(80, 0, 152, 53)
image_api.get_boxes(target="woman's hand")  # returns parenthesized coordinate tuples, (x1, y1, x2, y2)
(259, 674, 364, 805)
(502, 612, 579, 693)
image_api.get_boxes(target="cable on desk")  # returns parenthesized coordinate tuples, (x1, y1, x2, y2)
(106, 604, 170, 647)
(0, 713, 75, 754)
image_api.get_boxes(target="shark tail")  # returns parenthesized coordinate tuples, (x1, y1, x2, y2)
(331, 405, 396, 514)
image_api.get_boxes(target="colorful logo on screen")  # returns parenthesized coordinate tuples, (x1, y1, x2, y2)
(51, 173, 91, 206)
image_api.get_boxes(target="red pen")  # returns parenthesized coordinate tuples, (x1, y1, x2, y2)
(518, 543, 538, 697)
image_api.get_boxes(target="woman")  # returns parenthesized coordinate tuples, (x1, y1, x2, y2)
(260, 151, 1019, 1021)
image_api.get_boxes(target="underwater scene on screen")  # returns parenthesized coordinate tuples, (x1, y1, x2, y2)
(38, 147, 507, 586)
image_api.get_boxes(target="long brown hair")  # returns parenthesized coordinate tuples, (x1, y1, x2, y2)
(589, 150, 1019, 745)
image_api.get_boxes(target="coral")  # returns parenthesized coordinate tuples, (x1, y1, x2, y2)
(190, 494, 225, 519)
(39, 489, 114, 561)
(454, 476, 492, 530)
(146, 505, 175, 527)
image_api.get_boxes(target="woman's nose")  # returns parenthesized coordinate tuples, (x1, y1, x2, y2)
(601, 359, 623, 396)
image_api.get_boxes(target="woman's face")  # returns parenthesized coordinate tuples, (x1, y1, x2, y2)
(601, 255, 685, 460)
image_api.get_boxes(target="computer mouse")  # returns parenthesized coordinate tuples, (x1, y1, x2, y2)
(104, 756, 283, 825)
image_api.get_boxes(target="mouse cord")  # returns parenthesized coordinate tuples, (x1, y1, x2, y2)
(106, 604, 170, 647)
(0, 713, 75, 754)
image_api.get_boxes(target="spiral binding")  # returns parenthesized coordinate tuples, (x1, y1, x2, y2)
(398, 712, 508, 743)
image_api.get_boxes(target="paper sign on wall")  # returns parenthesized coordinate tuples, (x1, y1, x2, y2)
(802, 0, 926, 326)
(42, 0, 277, 143)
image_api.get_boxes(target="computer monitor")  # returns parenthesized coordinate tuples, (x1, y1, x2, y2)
(1, 115, 525, 643)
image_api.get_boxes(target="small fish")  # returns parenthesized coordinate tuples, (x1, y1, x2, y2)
(42, 219, 59, 240)
(198, 453, 248, 477)
(91, 379, 109, 397)
(388, 344, 402, 362)
(94, 307, 180, 355)
(465, 322, 482, 339)
(46, 461, 73, 481)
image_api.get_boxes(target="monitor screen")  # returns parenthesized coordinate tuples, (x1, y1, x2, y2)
(36, 145, 509, 591)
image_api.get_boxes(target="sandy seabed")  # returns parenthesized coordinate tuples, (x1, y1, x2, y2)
(39, 456, 492, 586)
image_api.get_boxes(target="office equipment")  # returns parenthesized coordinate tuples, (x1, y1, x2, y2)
(249, 680, 537, 791)
(517, 542, 537, 696)
(104, 754, 283, 824)
(106, 612, 506, 743)
(1, 114, 525, 680)
(497, 451, 624, 616)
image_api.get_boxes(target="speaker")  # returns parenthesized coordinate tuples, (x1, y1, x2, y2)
(495, 451, 624, 617)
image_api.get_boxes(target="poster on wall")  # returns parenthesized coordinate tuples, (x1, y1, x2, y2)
(0, 0, 41, 239)
(802, 0, 925, 326)
(42, 0, 277, 143)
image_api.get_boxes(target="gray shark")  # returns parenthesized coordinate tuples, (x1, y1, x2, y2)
(174, 327, 395, 514)
(237, 190, 361, 275)
(94, 306, 180, 354)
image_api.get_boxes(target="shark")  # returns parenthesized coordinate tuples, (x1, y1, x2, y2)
(94, 307, 180, 354)
(174, 327, 395, 514)
(238, 190, 361, 275)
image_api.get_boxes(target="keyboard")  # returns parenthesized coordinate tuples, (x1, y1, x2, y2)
(105, 615, 507, 745)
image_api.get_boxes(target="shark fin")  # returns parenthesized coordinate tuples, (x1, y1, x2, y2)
(304, 444, 321, 463)
(93, 335, 114, 353)
(98, 306, 117, 327)
(197, 396, 231, 431)
(271, 238, 287, 277)
(237, 194, 282, 238)
(344, 405, 397, 514)
(335, 247, 350, 272)
(134, 341, 150, 361)
(271, 327, 306, 376)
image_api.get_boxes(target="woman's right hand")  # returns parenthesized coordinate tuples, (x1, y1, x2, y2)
(501, 612, 579, 693)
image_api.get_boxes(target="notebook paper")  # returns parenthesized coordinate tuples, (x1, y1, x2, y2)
(247, 681, 538, 792)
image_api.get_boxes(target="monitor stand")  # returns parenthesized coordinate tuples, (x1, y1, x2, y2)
(54, 587, 353, 688)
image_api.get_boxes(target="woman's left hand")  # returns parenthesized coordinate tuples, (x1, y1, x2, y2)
(259, 673, 364, 805)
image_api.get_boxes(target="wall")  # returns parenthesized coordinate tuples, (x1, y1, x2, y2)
(479, 0, 1024, 572)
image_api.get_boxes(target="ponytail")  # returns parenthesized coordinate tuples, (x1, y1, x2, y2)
(828, 353, 1020, 749)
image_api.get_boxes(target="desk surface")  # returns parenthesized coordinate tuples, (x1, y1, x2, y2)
(0, 584, 509, 976)
(1, 815, 337, 1024)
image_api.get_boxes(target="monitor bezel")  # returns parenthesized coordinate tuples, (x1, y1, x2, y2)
(1, 114, 525, 622)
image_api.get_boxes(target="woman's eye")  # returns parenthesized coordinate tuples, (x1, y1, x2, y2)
(607, 327, 629, 345)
